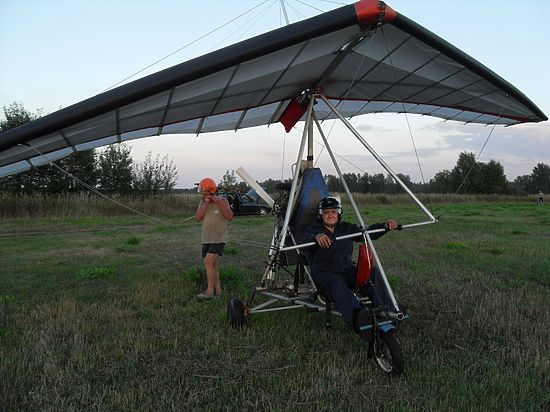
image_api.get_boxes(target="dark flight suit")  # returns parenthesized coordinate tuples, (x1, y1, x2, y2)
(304, 219, 387, 325)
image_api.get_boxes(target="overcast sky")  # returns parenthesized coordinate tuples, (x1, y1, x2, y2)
(1, 0, 549, 188)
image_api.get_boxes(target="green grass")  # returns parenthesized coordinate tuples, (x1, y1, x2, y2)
(1, 201, 549, 410)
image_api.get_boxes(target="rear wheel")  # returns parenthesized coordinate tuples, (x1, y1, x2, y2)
(228, 298, 246, 328)
(373, 330, 404, 375)
(258, 208, 268, 216)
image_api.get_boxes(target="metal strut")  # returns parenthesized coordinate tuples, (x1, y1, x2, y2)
(257, 93, 437, 315)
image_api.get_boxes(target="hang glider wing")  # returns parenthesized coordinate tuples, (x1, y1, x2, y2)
(0, 0, 546, 178)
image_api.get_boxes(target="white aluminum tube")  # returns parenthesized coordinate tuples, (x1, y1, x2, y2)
(313, 113, 366, 229)
(276, 97, 315, 251)
(236, 166, 275, 207)
(318, 94, 437, 223)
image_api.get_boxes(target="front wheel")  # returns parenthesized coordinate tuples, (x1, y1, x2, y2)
(258, 208, 267, 216)
(228, 298, 246, 329)
(373, 330, 404, 375)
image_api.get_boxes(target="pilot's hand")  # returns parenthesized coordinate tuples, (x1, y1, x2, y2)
(384, 219, 399, 231)
(315, 233, 333, 248)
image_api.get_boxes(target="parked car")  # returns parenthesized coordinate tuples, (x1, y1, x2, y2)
(218, 191, 272, 216)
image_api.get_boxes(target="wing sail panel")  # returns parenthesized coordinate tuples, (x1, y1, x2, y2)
(0, 0, 546, 177)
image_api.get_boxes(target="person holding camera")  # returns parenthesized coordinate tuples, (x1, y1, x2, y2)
(195, 177, 233, 300)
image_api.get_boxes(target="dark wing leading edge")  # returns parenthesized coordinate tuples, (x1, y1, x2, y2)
(0, 0, 546, 178)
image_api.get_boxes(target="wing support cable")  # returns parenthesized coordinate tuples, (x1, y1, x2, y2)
(16, 143, 270, 249)
(318, 94, 437, 222)
(103, 0, 273, 92)
(380, 26, 435, 215)
(20, 142, 188, 230)
(454, 119, 499, 195)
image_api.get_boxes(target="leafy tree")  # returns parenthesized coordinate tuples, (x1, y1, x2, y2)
(133, 152, 178, 195)
(325, 174, 342, 192)
(450, 152, 481, 193)
(45, 151, 98, 193)
(343, 173, 360, 192)
(220, 170, 238, 190)
(235, 181, 249, 192)
(385, 173, 412, 193)
(0, 102, 42, 133)
(358, 173, 370, 193)
(97, 143, 133, 195)
(0, 102, 99, 194)
(430, 152, 508, 194)
(369, 173, 385, 193)
(478, 160, 508, 194)
(530, 163, 550, 193)
(260, 178, 282, 193)
(511, 174, 530, 195)
(0, 102, 43, 193)
(430, 169, 451, 193)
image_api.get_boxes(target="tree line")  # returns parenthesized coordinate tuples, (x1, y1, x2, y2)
(221, 153, 548, 196)
(192, 156, 549, 197)
(0, 103, 177, 195)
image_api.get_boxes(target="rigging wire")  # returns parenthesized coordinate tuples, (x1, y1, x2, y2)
(280, 0, 290, 25)
(284, 1, 307, 20)
(22, 143, 270, 249)
(294, 123, 370, 174)
(24, 144, 190, 231)
(103, 0, 272, 92)
(209, 0, 278, 52)
(12, 1, 373, 251)
(380, 26, 435, 216)
(293, 0, 325, 13)
(317, 0, 347, 5)
(233, 1, 279, 45)
(313, 138, 369, 174)
(453, 122, 498, 195)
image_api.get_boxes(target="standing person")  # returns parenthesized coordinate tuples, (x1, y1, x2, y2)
(538, 190, 544, 206)
(303, 197, 398, 338)
(195, 177, 233, 300)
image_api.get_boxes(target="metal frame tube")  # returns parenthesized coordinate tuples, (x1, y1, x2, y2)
(253, 291, 342, 316)
(280, 220, 435, 252)
(318, 94, 437, 223)
(260, 97, 315, 283)
(313, 113, 365, 228)
(277, 97, 315, 251)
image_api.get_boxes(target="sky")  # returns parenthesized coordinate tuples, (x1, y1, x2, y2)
(1, 0, 549, 188)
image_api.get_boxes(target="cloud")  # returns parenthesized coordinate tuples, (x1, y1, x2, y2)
(428, 122, 550, 160)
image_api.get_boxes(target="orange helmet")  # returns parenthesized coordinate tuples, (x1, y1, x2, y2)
(198, 177, 217, 194)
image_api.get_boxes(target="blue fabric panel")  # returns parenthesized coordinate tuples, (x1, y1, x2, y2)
(291, 168, 328, 243)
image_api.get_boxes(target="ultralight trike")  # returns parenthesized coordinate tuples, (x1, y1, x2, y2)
(227, 94, 438, 375)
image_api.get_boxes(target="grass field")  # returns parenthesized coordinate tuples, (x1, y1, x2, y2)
(1, 199, 549, 410)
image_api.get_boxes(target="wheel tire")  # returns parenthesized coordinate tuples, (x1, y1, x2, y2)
(373, 330, 404, 375)
(228, 298, 246, 329)
(258, 208, 267, 216)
